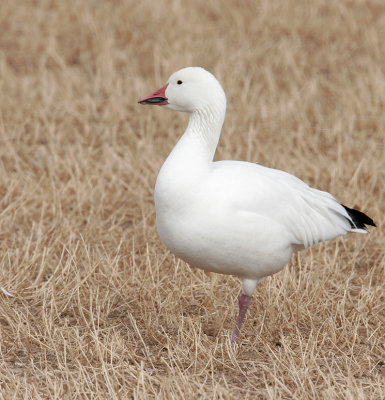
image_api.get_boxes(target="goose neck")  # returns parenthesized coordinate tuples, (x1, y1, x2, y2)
(186, 103, 226, 161)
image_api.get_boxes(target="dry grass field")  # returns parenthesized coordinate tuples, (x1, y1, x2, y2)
(0, 0, 384, 398)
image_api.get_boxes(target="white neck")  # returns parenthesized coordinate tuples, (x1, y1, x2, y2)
(155, 99, 226, 213)
(169, 101, 226, 167)
(187, 104, 225, 160)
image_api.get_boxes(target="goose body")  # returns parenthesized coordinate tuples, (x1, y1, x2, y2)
(139, 67, 375, 342)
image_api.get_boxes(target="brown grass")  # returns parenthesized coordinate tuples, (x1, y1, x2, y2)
(0, 0, 384, 398)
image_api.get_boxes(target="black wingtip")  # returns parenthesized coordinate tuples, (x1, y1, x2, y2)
(342, 204, 376, 230)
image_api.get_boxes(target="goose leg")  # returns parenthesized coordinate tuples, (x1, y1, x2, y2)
(231, 278, 261, 343)
(231, 294, 252, 343)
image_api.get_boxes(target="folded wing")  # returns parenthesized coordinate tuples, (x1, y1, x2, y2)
(212, 161, 374, 249)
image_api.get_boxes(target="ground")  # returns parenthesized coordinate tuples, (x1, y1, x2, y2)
(0, 0, 384, 398)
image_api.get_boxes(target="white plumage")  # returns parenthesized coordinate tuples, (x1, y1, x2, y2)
(139, 67, 375, 342)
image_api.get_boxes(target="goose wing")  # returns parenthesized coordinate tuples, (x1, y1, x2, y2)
(211, 161, 366, 249)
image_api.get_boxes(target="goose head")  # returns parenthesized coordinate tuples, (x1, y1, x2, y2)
(138, 67, 226, 113)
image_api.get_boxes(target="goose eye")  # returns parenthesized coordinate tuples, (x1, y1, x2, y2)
(177, 80, 183, 85)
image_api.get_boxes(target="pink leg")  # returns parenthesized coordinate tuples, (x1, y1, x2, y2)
(231, 294, 252, 343)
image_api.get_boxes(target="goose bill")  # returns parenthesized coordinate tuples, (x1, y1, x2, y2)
(138, 84, 169, 105)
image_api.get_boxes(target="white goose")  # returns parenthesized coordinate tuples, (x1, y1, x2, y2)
(138, 67, 375, 342)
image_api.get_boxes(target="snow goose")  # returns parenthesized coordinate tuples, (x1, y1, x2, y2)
(138, 67, 375, 343)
